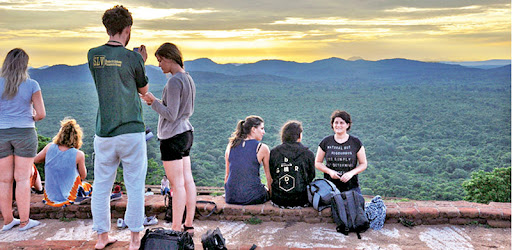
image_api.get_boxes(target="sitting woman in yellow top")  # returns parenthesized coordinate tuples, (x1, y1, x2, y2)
(34, 118, 91, 206)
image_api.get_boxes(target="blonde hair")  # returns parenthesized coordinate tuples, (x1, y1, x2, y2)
(53, 118, 83, 149)
(1, 48, 29, 100)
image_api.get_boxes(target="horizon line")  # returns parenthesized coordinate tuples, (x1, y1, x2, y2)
(29, 57, 512, 68)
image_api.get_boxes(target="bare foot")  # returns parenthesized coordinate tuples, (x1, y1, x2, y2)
(129, 231, 141, 250)
(95, 233, 117, 249)
(129, 240, 140, 250)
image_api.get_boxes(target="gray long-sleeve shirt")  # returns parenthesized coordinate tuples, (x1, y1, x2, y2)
(151, 72, 195, 139)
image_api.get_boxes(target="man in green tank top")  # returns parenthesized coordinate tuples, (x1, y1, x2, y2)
(87, 5, 149, 250)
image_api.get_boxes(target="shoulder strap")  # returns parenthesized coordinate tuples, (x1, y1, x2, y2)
(345, 191, 358, 228)
(195, 200, 217, 218)
(256, 143, 262, 153)
(333, 193, 349, 234)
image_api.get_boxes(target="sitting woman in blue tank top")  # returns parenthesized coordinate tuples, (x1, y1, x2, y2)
(34, 118, 91, 207)
(224, 115, 272, 205)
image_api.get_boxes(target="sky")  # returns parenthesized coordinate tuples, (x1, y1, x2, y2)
(0, 0, 510, 67)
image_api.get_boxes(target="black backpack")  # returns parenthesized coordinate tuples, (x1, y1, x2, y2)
(201, 227, 227, 250)
(331, 189, 370, 239)
(139, 228, 194, 250)
(272, 149, 309, 202)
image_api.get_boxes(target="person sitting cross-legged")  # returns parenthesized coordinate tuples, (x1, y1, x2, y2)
(34, 118, 92, 207)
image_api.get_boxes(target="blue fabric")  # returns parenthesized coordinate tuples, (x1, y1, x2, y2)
(365, 195, 387, 230)
(225, 139, 267, 205)
(44, 144, 79, 203)
(0, 78, 40, 129)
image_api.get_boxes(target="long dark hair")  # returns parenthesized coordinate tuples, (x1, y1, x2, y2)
(155, 42, 184, 68)
(229, 115, 264, 148)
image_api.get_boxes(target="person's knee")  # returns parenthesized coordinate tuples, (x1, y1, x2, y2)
(13, 172, 30, 183)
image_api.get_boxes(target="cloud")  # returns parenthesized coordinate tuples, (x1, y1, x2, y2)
(0, 0, 509, 66)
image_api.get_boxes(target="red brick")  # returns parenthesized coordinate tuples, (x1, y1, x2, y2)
(223, 204, 243, 215)
(66, 205, 79, 212)
(424, 217, 449, 224)
(434, 200, 456, 207)
(458, 207, 480, 218)
(282, 208, 301, 217)
(396, 202, 416, 208)
(281, 215, 301, 222)
(319, 208, 331, 217)
(386, 208, 400, 218)
(300, 207, 319, 217)
(259, 215, 272, 222)
(503, 208, 511, 220)
(65, 213, 76, 218)
(114, 201, 127, 212)
(262, 204, 282, 216)
(416, 207, 439, 219)
(488, 202, 511, 209)
(480, 208, 503, 219)
(451, 200, 477, 207)
(487, 220, 511, 228)
(261, 246, 288, 250)
(400, 207, 419, 219)
(304, 217, 322, 223)
(383, 202, 398, 208)
(438, 206, 460, 218)
(415, 201, 437, 207)
(78, 206, 90, 212)
(449, 218, 472, 225)
(30, 214, 46, 220)
(243, 204, 263, 215)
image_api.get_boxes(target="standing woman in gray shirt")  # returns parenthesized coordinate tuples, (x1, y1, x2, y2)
(141, 43, 196, 234)
(0, 48, 46, 231)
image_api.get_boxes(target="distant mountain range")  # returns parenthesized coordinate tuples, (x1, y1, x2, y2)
(28, 57, 511, 86)
(441, 59, 511, 69)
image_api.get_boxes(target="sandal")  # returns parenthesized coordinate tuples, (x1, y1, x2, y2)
(183, 225, 194, 236)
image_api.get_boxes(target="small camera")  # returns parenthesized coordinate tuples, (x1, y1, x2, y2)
(133, 47, 139, 52)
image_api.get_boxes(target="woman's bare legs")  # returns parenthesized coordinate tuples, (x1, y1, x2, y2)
(0, 156, 14, 225)
(13, 156, 34, 227)
(182, 156, 196, 230)
(163, 160, 186, 231)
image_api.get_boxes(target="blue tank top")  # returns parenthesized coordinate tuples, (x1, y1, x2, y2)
(43, 144, 80, 205)
(225, 139, 267, 205)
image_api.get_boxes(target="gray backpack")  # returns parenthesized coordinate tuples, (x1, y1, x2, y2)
(331, 189, 370, 238)
(307, 179, 339, 211)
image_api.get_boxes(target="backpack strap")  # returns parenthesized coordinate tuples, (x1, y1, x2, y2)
(195, 200, 217, 218)
(345, 191, 358, 228)
(333, 193, 349, 234)
(309, 184, 321, 210)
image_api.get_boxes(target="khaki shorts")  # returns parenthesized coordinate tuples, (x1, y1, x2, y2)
(0, 128, 38, 158)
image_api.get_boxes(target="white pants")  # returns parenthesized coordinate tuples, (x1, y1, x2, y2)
(91, 132, 147, 234)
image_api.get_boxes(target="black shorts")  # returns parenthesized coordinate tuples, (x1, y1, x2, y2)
(160, 131, 193, 161)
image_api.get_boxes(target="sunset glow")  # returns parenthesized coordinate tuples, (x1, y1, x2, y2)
(0, 0, 509, 67)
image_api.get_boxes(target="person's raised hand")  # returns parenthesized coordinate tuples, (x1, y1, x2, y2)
(138, 45, 148, 62)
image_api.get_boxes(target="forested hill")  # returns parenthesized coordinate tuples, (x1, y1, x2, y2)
(30, 58, 511, 201)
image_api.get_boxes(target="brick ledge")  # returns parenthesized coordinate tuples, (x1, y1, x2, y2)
(5, 194, 510, 228)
